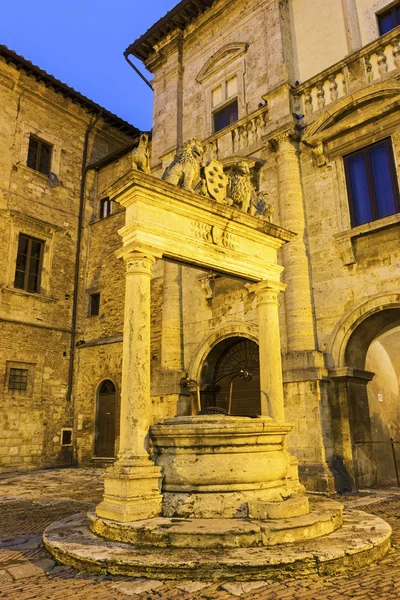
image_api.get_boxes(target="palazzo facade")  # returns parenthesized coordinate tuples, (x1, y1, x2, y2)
(2, 0, 400, 492)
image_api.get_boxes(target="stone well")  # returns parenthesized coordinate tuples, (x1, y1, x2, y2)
(150, 415, 304, 518)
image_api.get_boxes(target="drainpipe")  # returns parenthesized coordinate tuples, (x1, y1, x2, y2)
(66, 111, 102, 410)
(124, 53, 153, 91)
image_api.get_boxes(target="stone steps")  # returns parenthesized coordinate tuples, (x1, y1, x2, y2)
(87, 497, 343, 548)
(43, 508, 392, 580)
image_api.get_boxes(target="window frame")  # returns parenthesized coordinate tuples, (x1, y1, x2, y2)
(211, 76, 239, 134)
(27, 135, 53, 175)
(14, 233, 45, 294)
(8, 368, 28, 393)
(99, 197, 113, 219)
(377, 2, 400, 35)
(89, 292, 100, 317)
(343, 137, 400, 228)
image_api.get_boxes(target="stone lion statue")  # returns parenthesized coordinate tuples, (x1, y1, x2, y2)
(132, 133, 150, 174)
(162, 139, 203, 190)
(227, 160, 253, 213)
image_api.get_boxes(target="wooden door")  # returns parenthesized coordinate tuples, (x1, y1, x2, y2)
(94, 380, 116, 458)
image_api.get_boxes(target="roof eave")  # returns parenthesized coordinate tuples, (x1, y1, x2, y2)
(125, 0, 216, 62)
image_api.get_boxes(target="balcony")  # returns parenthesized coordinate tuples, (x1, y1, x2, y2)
(202, 103, 269, 161)
(293, 26, 400, 119)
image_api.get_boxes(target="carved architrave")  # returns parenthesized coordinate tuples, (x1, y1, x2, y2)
(211, 226, 237, 250)
(191, 221, 237, 250)
(192, 221, 213, 243)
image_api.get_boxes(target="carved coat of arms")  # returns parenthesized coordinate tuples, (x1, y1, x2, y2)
(203, 160, 228, 202)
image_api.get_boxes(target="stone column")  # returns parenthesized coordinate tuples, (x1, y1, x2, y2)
(96, 251, 162, 523)
(274, 130, 315, 352)
(249, 280, 286, 422)
(161, 261, 184, 371)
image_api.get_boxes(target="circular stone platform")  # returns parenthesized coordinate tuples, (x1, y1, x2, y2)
(43, 508, 391, 581)
(88, 497, 343, 548)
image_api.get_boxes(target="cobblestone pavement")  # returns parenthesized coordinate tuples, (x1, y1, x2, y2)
(1, 468, 400, 599)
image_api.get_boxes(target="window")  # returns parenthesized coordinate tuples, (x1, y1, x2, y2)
(27, 135, 52, 175)
(89, 293, 100, 316)
(61, 429, 73, 446)
(344, 138, 400, 227)
(212, 76, 238, 133)
(8, 368, 28, 392)
(100, 197, 112, 219)
(14, 234, 44, 293)
(378, 3, 400, 35)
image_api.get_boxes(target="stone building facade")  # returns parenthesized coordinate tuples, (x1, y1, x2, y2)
(0, 45, 140, 472)
(2, 0, 400, 493)
(101, 0, 398, 492)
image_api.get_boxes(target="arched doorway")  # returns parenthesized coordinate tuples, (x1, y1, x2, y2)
(94, 380, 117, 458)
(344, 309, 400, 486)
(200, 337, 260, 415)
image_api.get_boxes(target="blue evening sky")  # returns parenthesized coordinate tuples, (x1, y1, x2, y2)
(0, 1, 178, 131)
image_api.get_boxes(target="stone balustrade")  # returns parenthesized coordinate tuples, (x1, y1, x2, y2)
(293, 26, 400, 118)
(203, 104, 269, 160)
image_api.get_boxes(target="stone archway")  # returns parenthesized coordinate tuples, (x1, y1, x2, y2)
(200, 336, 260, 415)
(345, 310, 400, 486)
(330, 300, 400, 487)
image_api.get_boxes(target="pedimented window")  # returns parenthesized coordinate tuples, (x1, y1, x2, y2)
(197, 43, 248, 136)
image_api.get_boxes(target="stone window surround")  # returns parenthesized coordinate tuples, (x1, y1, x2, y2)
(364, 0, 400, 43)
(6, 211, 57, 298)
(332, 131, 399, 230)
(19, 124, 62, 177)
(4, 360, 35, 398)
(201, 58, 247, 137)
(330, 130, 400, 265)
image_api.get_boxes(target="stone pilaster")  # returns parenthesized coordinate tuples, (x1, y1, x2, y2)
(341, 0, 362, 53)
(96, 251, 162, 523)
(248, 280, 286, 422)
(273, 130, 315, 353)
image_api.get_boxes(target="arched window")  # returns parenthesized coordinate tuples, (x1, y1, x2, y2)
(94, 380, 117, 458)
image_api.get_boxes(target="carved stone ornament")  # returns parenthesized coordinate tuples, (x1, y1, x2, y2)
(132, 133, 150, 174)
(250, 192, 274, 222)
(226, 160, 253, 213)
(162, 139, 203, 190)
(199, 274, 215, 300)
(203, 160, 229, 202)
(191, 222, 237, 250)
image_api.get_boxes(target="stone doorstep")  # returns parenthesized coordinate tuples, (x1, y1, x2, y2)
(42, 510, 392, 581)
(88, 497, 344, 549)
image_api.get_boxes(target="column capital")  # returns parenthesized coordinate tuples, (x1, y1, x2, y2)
(117, 250, 156, 276)
(268, 126, 301, 154)
(248, 279, 286, 304)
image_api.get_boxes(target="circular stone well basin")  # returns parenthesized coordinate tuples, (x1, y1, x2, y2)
(150, 415, 303, 518)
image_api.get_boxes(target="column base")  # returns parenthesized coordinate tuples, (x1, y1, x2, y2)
(96, 458, 162, 523)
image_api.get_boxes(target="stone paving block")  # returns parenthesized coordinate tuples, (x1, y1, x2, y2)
(220, 581, 269, 596)
(6, 561, 48, 580)
(176, 581, 211, 593)
(111, 578, 164, 595)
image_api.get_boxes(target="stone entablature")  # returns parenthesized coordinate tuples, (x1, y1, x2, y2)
(105, 169, 293, 282)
